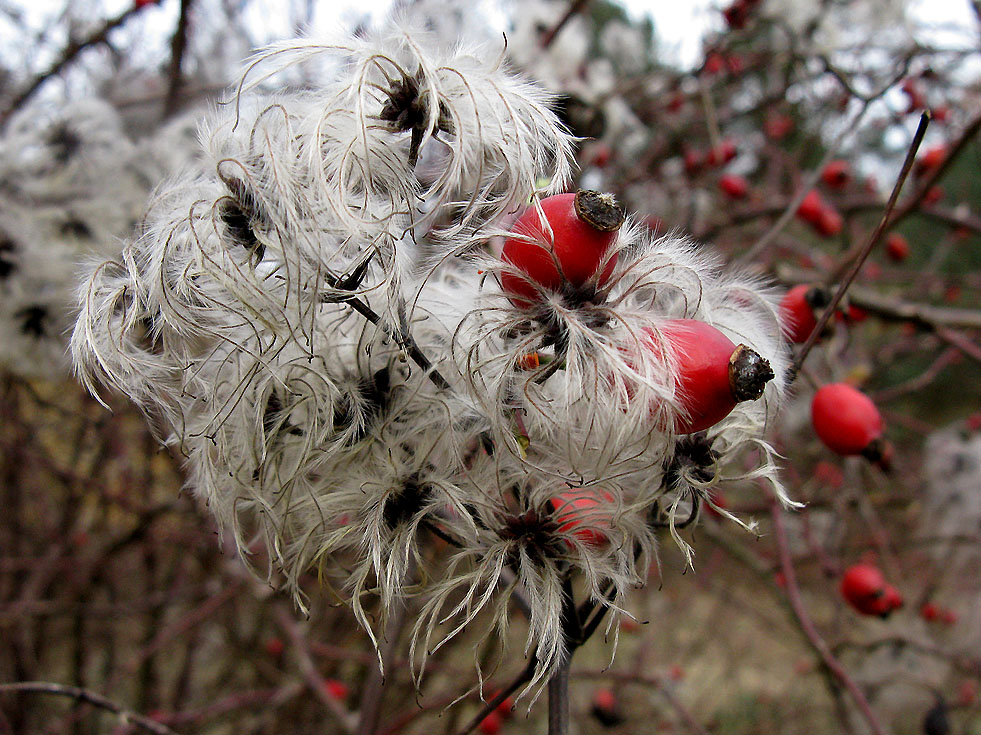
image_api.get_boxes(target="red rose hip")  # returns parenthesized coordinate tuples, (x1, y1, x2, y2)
(548, 488, 616, 546)
(779, 284, 831, 344)
(821, 160, 851, 189)
(811, 383, 884, 457)
(719, 173, 749, 199)
(796, 190, 824, 224)
(885, 233, 910, 262)
(644, 320, 774, 433)
(840, 563, 887, 615)
(501, 190, 624, 308)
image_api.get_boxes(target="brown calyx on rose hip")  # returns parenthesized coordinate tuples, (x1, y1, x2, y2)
(500, 189, 625, 309)
(573, 189, 626, 232)
(650, 320, 775, 433)
(728, 344, 775, 402)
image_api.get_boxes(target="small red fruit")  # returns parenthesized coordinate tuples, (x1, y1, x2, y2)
(585, 142, 612, 168)
(644, 320, 774, 433)
(920, 602, 940, 621)
(940, 608, 958, 625)
(815, 206, 843, 237)
(591, 688, 625, 728)
(324, 679, 349, 701)
(879, 584, 903, 615)
(840, 563, 887, 616)
(821, 160, 851, 189)
(923, 185, 944, 206)
(263, 636, 285, 658)
(811, 383, 884, 458)
(846, 304, 868, 323)
(719, 173, 749, 199)
(683, 149, 702, 174)
(723, 2, 750, 29)
(704, 51, 725, 75)
(501, 191, 624, 308)
(796, 190, 824, 224)
(958, 680, 978, 707)
(814, 460, 844, 489)
(493, 692, 514, 718)
(705, 139, 738, 167)
(478, 711, 502, 735)
(900, 78, 925, 111)
(764, 114, 793, 141)
(917, 145, 947, 174)
(779, 284, 830, 344)
(549, 488, 615, 546)
(884, 233, 910, 262)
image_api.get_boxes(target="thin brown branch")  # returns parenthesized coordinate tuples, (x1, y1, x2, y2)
(0, 682, 178, 735)
(0, 5, 149, 127)
(831, 111, 981, 281)
(274, 603, 357, 734)
(540, 0, 591, 49)
(871, 347, 961, 402)
(793, 111, 931, 376)
(547, 655, 571, 735)
(453, 658, 537, 735)
(768, 496, 891, 735)
(356, 603, 407, 735)
(163, 0, 194, 116)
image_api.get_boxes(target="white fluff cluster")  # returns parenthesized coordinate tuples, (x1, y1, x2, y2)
(0, 99, 202, 380)
(72, 27, 790, 697)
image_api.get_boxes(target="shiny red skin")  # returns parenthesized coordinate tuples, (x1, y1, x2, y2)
(765, 114, 793, 140)
(796, 190, 824, 224)
(263, 637, 285, 657)
(592, 688, 618, 712)
(923, 185, 944, 206)
(885, 233, 910, 262)
(812, 383, 884, 456)
(683, 149, 702, 174)
(650, 320, 741, 433)
(549, 488, 615, 546)
(324, 679, 349, 701)
(501, 193, 618, 308)
(779, 284, 818, 344)
(940, 608, 958, 624)
(815, 206, 843, 237)
(704, 51, 725, 75)
(901, 78, 925, 110)
(840, 563, 887, 615)
(705, 139, 738, 166)
(821, 160, 851, 189)
(878, 584, 903, 616)
(478, 711, 502, 735)
(719, 173, 749, 199)
(918, 145, 947, 172)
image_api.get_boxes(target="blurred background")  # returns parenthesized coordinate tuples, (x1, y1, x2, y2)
(0, 0, 978, 733)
